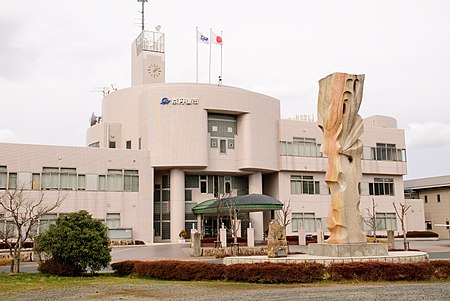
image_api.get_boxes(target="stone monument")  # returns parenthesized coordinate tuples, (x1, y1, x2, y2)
(267, 221, 288, 258)
(309, 72, 388, 257)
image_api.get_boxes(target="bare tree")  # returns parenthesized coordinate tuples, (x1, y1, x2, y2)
(0, 186, 64, 273)
(215, 193, 229, 246)
(226, 197, 240, 256)
(364, 198, 380, 243)
(276, 200, 292, 228)
(275, 200, 292, 251)
(393, 202, 411, 250)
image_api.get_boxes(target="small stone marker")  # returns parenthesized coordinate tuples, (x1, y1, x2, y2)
(192, 232, 201, 257)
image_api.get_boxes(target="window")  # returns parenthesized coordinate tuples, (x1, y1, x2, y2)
(99, 175, 106, 191)
(39, 214, 58, 233)
(290, 176, 320, 195)
(208, 113, 237, 138)
(369, 143, 406, 162)
(32, 173, 41, 190)
(124, 170, 139, 192)
(219, 140, 226, 154)
(162, 175, 170, 189)
(107, 169, 123, 191)
(106, 169, 139, 192)
(185, 175, 199, 188)
(109, 141, 116, 148)
(0, 166, 6, 189)
(424, 195, 428, 203)
(225, 176, 232, 193)
(126, 140, 132, 149)
(106, 213, 120, 229)
(138, 138, 142, 150)
(369, 178, 394, 196)
(437, 194, 441, 203)
(210, 138, 218, 148)
(77, 175, 86, 190)
(376, 213, 397, 231)
(8, 173, 17, 189)
(60, 168, 77, 190)
(42, 167, 59, 189)
(292, 213, 317, 232)
(42, 167, 77, 190)
(279, 138, 322, 158)
(200, 176, 207, 193)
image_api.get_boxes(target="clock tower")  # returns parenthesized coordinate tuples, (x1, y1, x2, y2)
(131, 30, 166, 86)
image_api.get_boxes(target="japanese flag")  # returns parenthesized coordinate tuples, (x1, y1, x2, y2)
(211, 31, 223, 45)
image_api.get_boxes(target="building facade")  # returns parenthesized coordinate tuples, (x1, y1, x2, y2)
(404, 175, 450, 239)
(0, 30, 425, 243)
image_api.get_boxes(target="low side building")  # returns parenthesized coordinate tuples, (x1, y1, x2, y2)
(404, 175, 450, 239)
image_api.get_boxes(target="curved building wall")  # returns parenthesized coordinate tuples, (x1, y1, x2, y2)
(88, 83, 280, 172)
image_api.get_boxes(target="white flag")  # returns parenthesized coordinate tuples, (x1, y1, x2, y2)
(197, 30, 209, 44)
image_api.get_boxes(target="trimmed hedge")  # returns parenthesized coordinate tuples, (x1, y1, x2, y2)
(111, 260, 140, 276)
(430, 260, 450, 279)
(405, 231, 439, 238)
(111, 259, 450, 283)
(134, 260, 224, 281)
(224, 262, 325, 283)
(328, 262, 432, 281)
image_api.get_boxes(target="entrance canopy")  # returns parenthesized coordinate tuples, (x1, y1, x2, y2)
(192, 194, 283, 215)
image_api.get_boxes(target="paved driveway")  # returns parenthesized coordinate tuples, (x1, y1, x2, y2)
(1, 240, 449, 273)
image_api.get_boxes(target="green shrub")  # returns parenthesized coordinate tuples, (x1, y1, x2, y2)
(36, 210, 111, 275)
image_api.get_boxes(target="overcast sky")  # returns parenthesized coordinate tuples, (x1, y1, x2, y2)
(1, 0, 449, 180)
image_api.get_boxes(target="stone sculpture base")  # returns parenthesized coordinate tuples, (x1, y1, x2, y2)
(308, 243, 388, 257)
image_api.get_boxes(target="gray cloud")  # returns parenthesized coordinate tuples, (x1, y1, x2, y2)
(406, 122, 450, 149)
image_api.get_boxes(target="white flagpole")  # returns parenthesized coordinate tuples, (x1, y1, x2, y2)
(196, 27, 199, 83)
(220, 30, 223, 84)
(209, 28, 212, 84)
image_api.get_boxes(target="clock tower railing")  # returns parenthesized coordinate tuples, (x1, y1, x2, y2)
(136, 30, 165, 56)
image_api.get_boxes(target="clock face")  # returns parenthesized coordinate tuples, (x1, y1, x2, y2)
(147, 64, 162, 78)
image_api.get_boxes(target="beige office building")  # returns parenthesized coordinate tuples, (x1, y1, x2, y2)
(404, 176, 450, 239)
(0, 30, 425, 243)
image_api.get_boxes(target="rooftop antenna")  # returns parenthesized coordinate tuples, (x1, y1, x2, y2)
(137, 0, 148, 31)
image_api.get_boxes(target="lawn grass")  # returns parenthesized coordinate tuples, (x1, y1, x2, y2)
(0, 272, 144, 292)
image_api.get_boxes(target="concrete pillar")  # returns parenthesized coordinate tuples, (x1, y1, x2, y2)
(170, 169, 185, 243)
(220, 225, 227, 248)
(317, 229, 324, 244)
(247, 225, 255, 247)
(298, 228, 306, 246)
(249, 172, 264, 240)
(197, 215, 202, 237)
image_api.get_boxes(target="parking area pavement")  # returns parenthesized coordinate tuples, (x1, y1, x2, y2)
(1, 239, 449, 273)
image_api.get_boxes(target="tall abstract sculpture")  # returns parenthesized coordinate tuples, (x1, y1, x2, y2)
(317, 72, 366, 244)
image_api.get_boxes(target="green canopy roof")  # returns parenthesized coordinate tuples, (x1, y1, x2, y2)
(192, 194, 283, 215)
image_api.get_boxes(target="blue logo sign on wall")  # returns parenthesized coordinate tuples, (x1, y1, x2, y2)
(160, 97, 171, 105)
